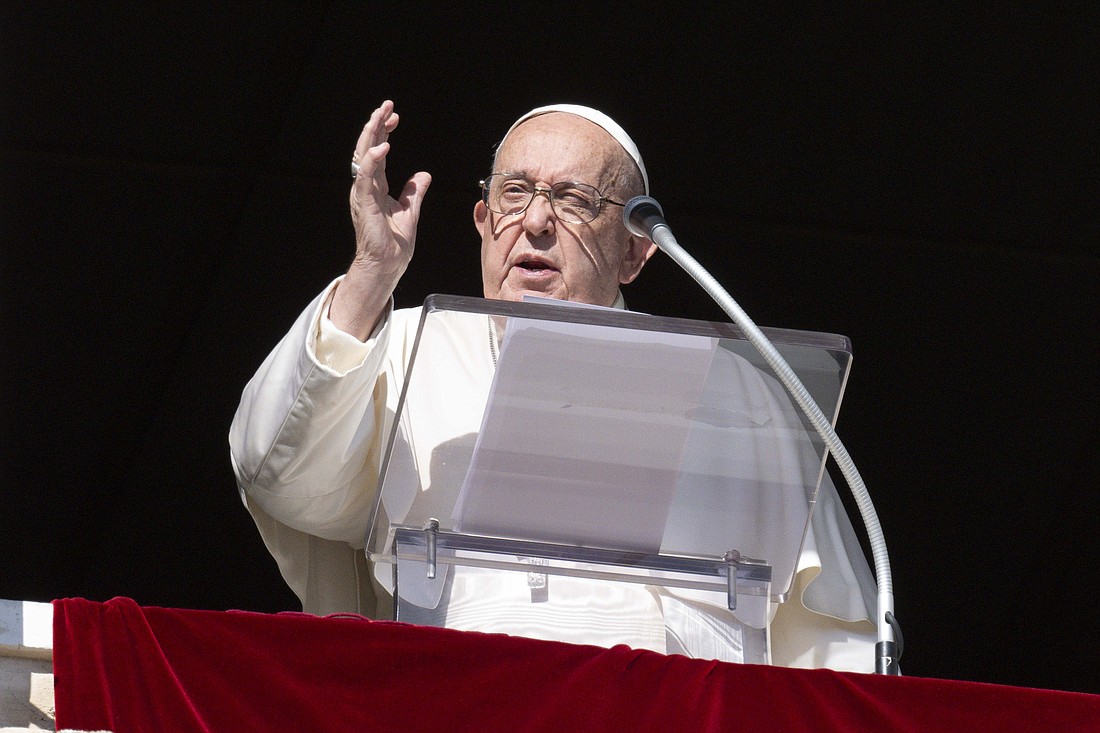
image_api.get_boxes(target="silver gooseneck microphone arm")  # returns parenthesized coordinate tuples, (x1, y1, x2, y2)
(623, 196, 901, 675)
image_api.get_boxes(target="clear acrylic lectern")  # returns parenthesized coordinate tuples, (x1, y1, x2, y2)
(365, 294, 852, 665)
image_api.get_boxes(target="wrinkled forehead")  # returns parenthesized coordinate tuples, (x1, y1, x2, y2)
(497, 114, 622, 182)
(500, 104, 649, 193)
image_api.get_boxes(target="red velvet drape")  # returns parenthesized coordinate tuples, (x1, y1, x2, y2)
(53, 597, 1100, 732)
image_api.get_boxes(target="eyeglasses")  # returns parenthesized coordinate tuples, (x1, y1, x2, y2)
(479, 173, 625, 224)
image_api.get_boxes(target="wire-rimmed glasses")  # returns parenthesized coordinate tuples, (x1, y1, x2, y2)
(479, 173, 625, 224)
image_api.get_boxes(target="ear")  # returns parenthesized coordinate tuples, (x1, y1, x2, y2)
(473, 199, 488, 237)
(618, 234, 658, 285)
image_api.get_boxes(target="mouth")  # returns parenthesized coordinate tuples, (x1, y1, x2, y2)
(513, 255, 559, 274)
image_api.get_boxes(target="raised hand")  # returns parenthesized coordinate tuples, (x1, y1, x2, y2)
(330, 100, 431, 340)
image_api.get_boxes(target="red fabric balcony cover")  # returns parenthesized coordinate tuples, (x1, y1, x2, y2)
(52, 597, 1100, 733)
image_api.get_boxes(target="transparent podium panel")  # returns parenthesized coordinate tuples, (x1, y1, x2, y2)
(365, 295, 853, 662)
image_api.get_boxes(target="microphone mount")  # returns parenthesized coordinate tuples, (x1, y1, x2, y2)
(624, 196, 901, 674)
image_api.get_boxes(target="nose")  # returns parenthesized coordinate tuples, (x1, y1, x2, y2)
(522, 188, 556, 237)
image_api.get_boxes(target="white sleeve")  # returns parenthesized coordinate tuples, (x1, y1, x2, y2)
(228, 277, 397, 547)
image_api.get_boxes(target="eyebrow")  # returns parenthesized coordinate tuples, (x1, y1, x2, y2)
(499, 170, 604, 187)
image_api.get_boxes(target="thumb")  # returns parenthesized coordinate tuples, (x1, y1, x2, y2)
(398, 171, 432, 217)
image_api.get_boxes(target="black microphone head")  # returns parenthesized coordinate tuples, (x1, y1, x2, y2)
(623, 196, 665, 238)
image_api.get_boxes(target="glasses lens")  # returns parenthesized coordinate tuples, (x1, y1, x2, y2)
(550, 182, 601, 223)
(485, 174, 532, 215)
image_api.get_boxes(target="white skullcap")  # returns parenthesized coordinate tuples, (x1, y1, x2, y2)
(504, 104, 649, 194)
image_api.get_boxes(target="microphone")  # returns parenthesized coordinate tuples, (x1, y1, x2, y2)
(622, 196, 667, 239)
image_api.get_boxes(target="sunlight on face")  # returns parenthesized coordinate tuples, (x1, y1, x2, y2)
(474, 113, 649, 306)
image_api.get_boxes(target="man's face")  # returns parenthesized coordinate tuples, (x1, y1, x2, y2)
(474, 113, 654, 306)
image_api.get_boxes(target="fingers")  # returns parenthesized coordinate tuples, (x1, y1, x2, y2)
(351, 100, 398, 185)
(354, 101, 395, 151)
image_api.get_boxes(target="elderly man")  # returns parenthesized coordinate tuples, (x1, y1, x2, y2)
(230, 101, 877, 671)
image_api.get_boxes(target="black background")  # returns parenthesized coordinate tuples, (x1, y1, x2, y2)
(3, 5, 1097, 693)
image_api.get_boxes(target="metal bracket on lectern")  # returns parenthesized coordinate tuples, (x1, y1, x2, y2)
(424, 518, 440, 579)
(724, 550, 741, 610)
(387, 525, 773, 614)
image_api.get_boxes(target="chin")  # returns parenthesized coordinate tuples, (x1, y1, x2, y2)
(495, 286, 566, 303)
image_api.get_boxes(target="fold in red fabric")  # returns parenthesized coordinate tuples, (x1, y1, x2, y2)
(53, 597, 1100, 733)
